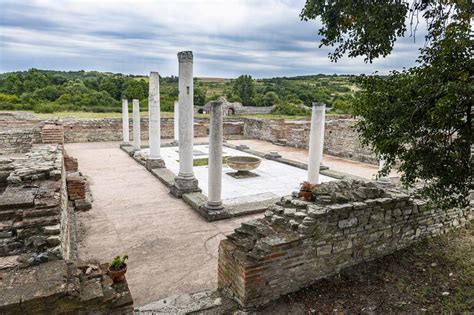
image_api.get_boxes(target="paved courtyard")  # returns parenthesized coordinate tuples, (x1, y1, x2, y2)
(65, 142, 260, 307)
(141, 144, 334, 205)
(65, 139, 397, 307)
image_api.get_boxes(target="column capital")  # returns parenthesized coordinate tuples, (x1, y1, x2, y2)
(312, 102, 326, 108)
(177, 51, 193, 63)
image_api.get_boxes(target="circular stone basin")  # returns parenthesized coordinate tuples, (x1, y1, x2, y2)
(226, 156, 261, 172)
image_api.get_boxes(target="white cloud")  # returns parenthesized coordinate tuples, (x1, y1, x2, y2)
(0, 0, 425, 76)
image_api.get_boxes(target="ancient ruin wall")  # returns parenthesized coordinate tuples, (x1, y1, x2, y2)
(218, 181, 472, 308)
(0, 145, 69, 261)
(61, 118, 243, 142)
(243, 116, 378, 164)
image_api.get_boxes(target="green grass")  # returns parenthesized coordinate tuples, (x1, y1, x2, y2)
(184, 156, 228, 167)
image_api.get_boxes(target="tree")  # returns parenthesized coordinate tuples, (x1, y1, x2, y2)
(301, 1, 472, 207)
(194, 86, 206, 106)
(232, 75, 255, 106)
(262, 91, 279, 106)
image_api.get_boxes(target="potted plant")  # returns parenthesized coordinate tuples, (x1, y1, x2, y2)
(107, 255, 128, 283)
(298, 181, 313, 201)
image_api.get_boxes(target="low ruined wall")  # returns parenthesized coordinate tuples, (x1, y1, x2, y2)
(0, 145, 66, 262)
(0, 129, 41, 155)
(243, 116, 378, 165)
(61, 117, 243, 143)
(218, 181, 472, 307)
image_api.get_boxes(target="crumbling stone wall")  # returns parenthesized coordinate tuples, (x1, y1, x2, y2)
(0, 113, 42, 155)
(0, 145, 68, 263)
(218, 180, 472, 308)
(0, 130, 41, 155)
(61, 117, 243, 142)
(243, 116, 378, 164)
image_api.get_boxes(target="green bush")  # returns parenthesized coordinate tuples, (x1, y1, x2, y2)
(34, 103, 60, 113)
(271, 103, 310, 116)
(0, 102, 16, 110)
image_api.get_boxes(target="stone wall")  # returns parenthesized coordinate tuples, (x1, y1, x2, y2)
(218, 180, 472, 308)
(243, 116, 378, 165)
(61, 117, 243, 143)
(0, 129, 41, 156)
(0, 145, 66, 263)
(0, 111, 372, 165)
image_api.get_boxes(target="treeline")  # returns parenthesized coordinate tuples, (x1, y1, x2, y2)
(223, 75, 355, 114)
(0, 69, 177, 113)
(0, 69, 355, 115)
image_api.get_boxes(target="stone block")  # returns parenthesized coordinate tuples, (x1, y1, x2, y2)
(338, 217, 357, 229)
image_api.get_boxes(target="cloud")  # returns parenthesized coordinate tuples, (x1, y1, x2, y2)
(0, 0, 425, 77)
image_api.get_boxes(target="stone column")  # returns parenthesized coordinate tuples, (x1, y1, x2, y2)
(307, 102, 326, 184)
(132, 99, 141, 151)
(377, 155, 391, 183)
(171, 51, 201, 197)
(203, 100, 224, 211)
(121, 99, 129, 145)
(172, 100, 179, 145)
(146, 72, 165, 169)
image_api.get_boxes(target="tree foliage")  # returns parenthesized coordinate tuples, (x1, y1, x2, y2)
(232, 75, 256, 106)
(301, 0, 473, 207)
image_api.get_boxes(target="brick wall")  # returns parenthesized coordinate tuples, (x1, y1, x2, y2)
(218, 181, 472, 308)
(41, 124, 64, 144)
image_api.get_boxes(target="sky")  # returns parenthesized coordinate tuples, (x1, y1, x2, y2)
(0, 0, 425, 78)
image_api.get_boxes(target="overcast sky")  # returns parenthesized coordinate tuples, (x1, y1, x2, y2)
(0, 0, 425, 78)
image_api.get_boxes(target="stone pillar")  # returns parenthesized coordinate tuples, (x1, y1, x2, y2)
(146, 72, 165, 169)
(377, 156, 391, 183)
(203, 100, 224, 211)
(171, 51, 201, 197)
(307, 102, 326, 184)
(121, 99, 130, 145)
(172, 100, 179, 145)
(132, 99, 141, 151)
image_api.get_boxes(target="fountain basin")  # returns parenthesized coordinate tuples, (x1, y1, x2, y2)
(226, 156, 261, 172)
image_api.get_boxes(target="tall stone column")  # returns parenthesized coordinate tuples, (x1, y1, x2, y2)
(132, 99, 141, 151)
(172, 100, 179, 145)
(171, 51, 201, 197)
(146, 71, 165, 169)
(307, 102, 326, 184)
(121, 99, 129, 145)
(203, 100, 224, 211)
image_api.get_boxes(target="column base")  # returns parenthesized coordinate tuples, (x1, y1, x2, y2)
(146, 158, 166, 170)
(120, 142, 132, 148)
(198, 203, 230, 221)
(170, 177, 201, 198)
(202, 201, 224, 211)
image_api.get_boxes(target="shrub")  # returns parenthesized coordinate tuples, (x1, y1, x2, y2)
(272, 103, 310, 116)
(34, 103, 60, 113)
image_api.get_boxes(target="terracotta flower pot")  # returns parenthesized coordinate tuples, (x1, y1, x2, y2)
(108, 263, 127, 283)
(299, 190, 312, 201)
